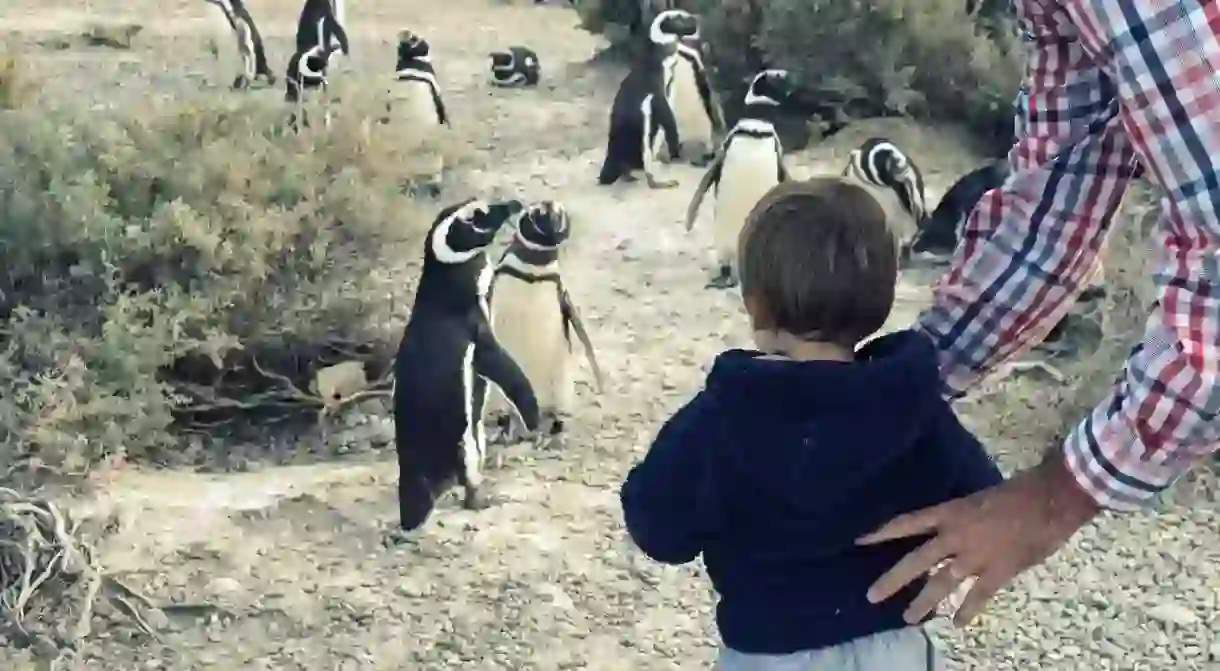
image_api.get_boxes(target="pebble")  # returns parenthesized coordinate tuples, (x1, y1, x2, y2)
(1146, 603, 1200, 627)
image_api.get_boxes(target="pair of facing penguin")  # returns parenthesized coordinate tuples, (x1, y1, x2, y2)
(598, 9, 724, 189)
(391, 199, 603, 537)
(284, 0, 350, 131)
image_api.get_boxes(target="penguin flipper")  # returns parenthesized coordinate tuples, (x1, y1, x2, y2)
(558, 287, 606, 394)
(685, 148, 724, 231)
(473, 320, 541, 432)
(430, 83, 449, 126)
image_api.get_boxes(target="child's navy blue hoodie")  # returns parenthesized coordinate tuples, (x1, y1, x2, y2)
(620, 329, 1003, 655)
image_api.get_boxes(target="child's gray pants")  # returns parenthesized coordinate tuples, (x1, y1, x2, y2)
(714, 626, 940, 671)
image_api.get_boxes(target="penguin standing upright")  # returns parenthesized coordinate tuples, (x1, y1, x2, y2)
(596, 11, 700, 189)
(684, 69, 796, 289)
(841, 137, 929, 247)
(204, 0, 276, 90)
(382, 30, 449, 197)
(285, 44, 338, 132)
(295, 0, 350, 68)
(488, 46, 541, 88)
(392, 198, 541, 535)
(485, 201, 605, 449)
(652, 10, 724, 166)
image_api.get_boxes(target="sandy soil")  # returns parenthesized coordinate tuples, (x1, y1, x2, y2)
(2, 0, 1219, 669)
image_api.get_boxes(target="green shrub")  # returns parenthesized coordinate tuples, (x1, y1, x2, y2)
(0, 97, 462, 475)
(578, 0, 1023, 152)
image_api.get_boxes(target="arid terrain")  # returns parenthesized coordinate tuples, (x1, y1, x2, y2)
(2, 0, 1219, 669)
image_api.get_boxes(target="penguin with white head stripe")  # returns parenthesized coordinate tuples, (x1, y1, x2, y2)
(841, 137, 929, 247)
(685, 69, 796, 289)
(379, 30, 449, 197)
(652, 9, 724, 167)
(485, 201, 605, 450)
(391, 198, 541, 537)
(596, 10, 699, 188)
(489, 46, 541, 88)
(203, 0, 276, 90)
(285, 43, 339, 133)
(295, 0, 349, 71)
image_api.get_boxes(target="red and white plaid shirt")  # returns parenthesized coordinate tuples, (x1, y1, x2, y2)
(919, 0, 1220, 511)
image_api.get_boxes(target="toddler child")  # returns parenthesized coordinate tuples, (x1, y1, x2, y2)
(620, 177, 1003, 670)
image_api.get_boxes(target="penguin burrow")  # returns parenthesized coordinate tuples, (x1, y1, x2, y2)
(392, 198, 541, 534)
(685, 69, 796, 289)
(489, 46, 541, 88)
(485, 200, 606, 450)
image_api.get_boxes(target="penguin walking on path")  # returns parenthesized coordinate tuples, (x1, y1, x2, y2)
(685, 69, 796, 289)
(653, 10, 725, 166)
(596, 11, 701, 188)
(905, 159, 1010, 266)
(485, 201, 605, 451)
(383, 30, 449, 197)
(841, 137, 929, 247)
(391, 199, 541, 538)
(204, 0, 276, 90)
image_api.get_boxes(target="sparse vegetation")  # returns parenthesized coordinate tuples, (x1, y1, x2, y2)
(0, 51, 30, 110)
(0, 96, 463, 478)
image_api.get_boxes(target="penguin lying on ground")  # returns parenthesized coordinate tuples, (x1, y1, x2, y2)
(485, 201, 605, 451)
(685, 69, 796, 289)
(653, 10, 724, 166)
(204, 0, 276, 90)
(390, 198, 541, 538)
(596, 11, 699, 188)
(489, 46, 541, 88)
(841, 137, 929, 247)
(285, 44, 338, 133)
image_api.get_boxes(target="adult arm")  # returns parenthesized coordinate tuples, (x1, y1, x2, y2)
(919, 0, 1220, 510)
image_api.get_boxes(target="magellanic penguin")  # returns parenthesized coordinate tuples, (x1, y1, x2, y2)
(485, 201, 605, 450)
(392, 198, 541, 536)
(295, 0, 350, 69)
(840, 137, 930, 248)
(204, 0, 276, 90)
(596, 13, 697, 189)
(489, 46, 541, 88)
(684, 69, 796, 289)
(905, 159, 1009, 266)
(652, 9, 725, 166)
(382, 30, 449, 198)
(285, 44, 338, 133)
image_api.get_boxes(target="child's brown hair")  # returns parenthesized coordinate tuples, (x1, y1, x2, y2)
(738, 177, 898, 348)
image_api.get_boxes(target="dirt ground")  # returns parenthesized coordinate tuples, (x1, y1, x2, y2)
(2, 0, 1219, 669)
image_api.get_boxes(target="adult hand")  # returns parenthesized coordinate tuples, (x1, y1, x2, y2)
(857, 452, 1102, 626)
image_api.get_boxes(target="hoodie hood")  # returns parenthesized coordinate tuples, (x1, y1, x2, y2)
(703, 329, 942, 513)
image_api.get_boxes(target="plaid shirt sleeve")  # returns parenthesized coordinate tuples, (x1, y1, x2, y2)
(917, 0, 1220, 511)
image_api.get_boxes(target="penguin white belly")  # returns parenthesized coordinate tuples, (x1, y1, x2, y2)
(669, 63, 713, 156)
(714, 139, 782, 266)
(392, 82, 442, 128)
(206, 8, 239, 76)
(853, 180, 917, 244)
(487, 279, 571, 416)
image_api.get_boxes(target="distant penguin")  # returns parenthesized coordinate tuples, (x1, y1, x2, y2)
(204, 0, 276, 90)
(841, 137, 929, 246)
(905, 159, 1009, 265)
(596, 12, 696, 189)
(382, 30, 449, 197)
(295, 0, 349, 67)
(285, 44, 336, 132)
(652, 10, 724, 166)
(485, 201, 605, 449)
(685, 69, 795, 289)
(392, 198, 541, 534)
(489, 46, 541, 88)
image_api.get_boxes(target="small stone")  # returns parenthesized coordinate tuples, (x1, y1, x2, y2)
(1146, 602, 1199, 627)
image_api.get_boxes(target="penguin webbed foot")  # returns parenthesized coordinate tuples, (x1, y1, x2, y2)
(645, 172, 678, 189)
(706, 266, 738, 289)
(382, 526, 420, 548)
(232, 75, 250, 90)
(462, 486, 500, 511)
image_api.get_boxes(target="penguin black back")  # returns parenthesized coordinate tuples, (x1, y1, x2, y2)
(907, 159, 1010, 261)
(295, 0, 349, 56)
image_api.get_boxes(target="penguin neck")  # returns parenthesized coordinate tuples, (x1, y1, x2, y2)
(498, 245, 560, 276)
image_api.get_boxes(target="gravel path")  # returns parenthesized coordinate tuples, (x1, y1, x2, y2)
(2, 0, 1219, 668)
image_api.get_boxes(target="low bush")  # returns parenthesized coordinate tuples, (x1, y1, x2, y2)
(578, 0, 1023, 154)
(0, 95, 464, 476)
